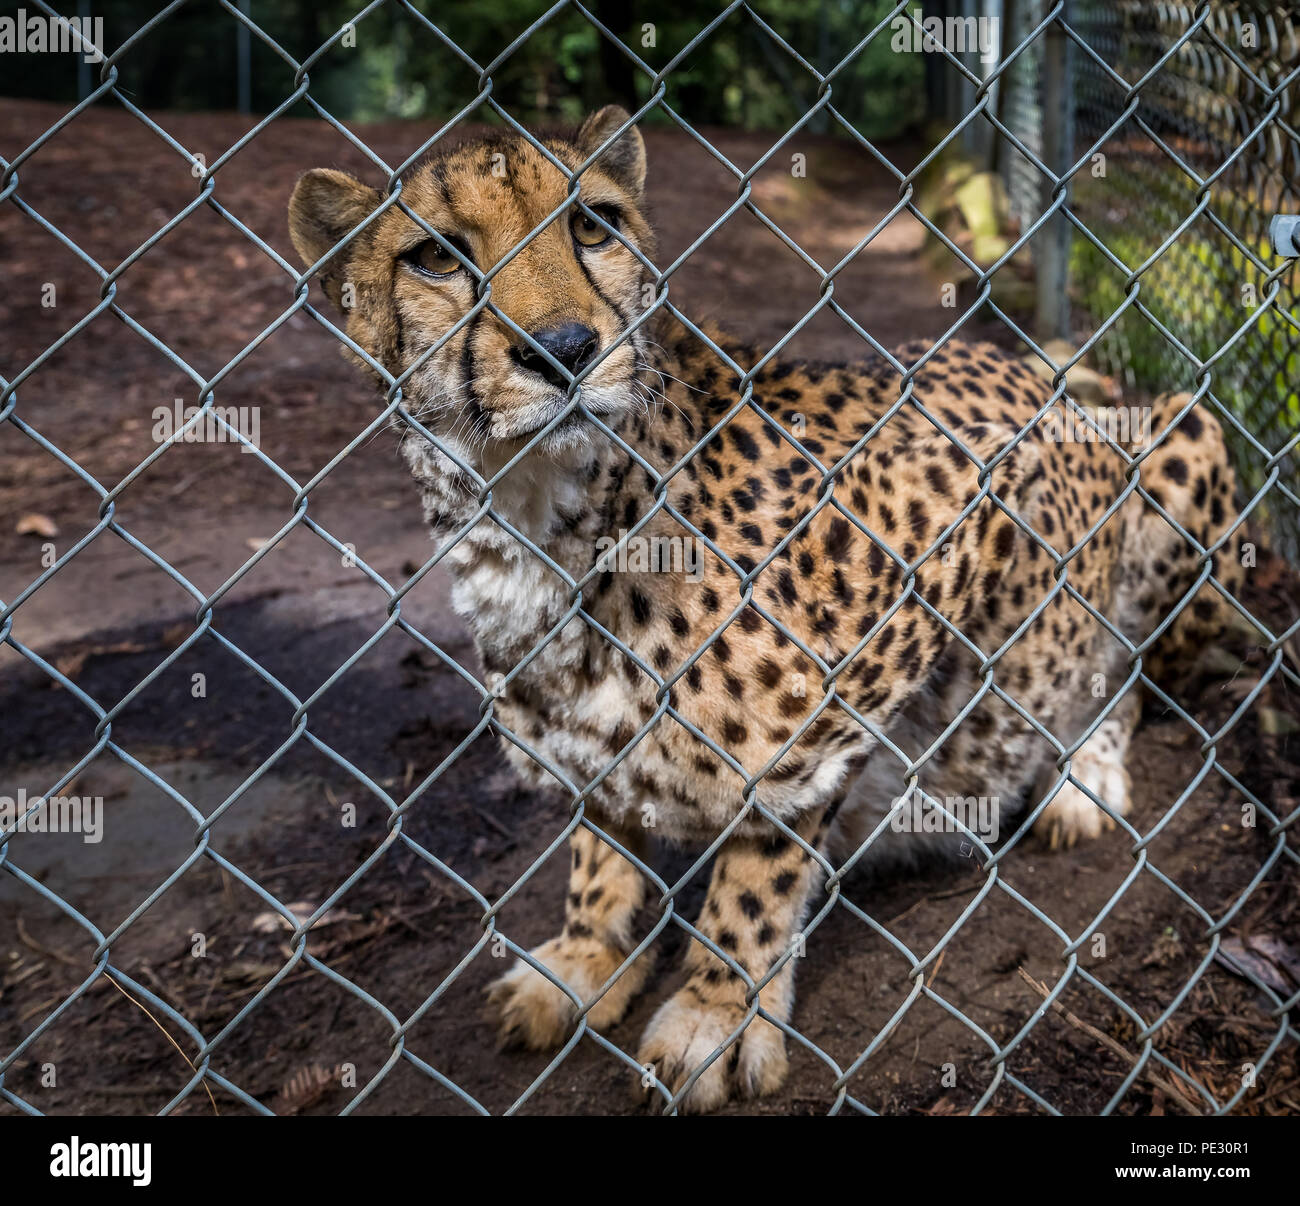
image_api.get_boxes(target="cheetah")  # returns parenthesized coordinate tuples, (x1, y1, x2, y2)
(288, 106, 1244, 1112)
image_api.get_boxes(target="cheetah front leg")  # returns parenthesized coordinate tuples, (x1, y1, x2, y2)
(637, 806, 832, 1113)
(487, 819, 651, 1048)
(1033, 689, 1141, 848)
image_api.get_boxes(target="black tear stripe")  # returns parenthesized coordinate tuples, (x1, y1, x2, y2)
(459, 308, 486, 437)
(574, 252, 647, 402)
(393, 296, 407, 376)
(574, 251, 633, 338)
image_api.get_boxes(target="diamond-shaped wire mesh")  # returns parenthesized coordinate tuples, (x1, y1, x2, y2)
(1, 0, 1297, 1116)
(1003, 0, 1300, 558)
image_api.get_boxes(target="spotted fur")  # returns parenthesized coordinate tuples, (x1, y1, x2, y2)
(288, 107, 1244, 1111)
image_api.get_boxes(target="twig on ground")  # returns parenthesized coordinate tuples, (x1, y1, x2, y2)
(1017, 968, 1203, 1116)
(104, 974, 219, 1116)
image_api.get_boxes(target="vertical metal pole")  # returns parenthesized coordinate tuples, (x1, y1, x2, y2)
(924, 28, 945, 122)
(996, 0, 1018, 184)
(76, 0, 91, 100)
(960, 0, 979, 157)
(237, 0, 252, 115)
(814, 0, 829, 134)
(972, 0, 1003, 171)
(1036, 0, 1074, 340)
(946, 0, 963, 132)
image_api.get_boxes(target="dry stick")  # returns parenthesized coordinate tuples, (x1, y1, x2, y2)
(19, 997, 63, 1024)
(16, 917, 81, 969)
(195, 966, 222, 1020)
(1017, 968, 1203, 1116)
(885, 878, 987, 931)
(1244, 1073, 1300, 1110)
(105, 975, 219, 1116)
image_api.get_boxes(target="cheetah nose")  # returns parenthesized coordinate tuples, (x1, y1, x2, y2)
(511, 322, 600, 388)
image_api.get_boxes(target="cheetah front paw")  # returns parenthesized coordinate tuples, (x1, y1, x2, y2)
(1033, 748, 1132, 849)
(636, 988, 788, 1113)
(486, 934, 650, 1050)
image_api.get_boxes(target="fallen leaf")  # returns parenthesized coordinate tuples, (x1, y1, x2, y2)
(251, 902, 362, 934)
(15, 512, 57, 538)
(220, 960, 282, 984)
(1216, 935, 1300, 995)
(53, 639, 148, 681)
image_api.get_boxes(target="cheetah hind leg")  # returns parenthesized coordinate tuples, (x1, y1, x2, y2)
(1032, 691, 1140, 849)
(1119, 392, 1244, 693)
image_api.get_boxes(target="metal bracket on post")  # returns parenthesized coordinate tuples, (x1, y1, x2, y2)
(1270, 214, 1300, 257)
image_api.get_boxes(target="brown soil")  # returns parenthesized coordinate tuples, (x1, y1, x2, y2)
(1, 99, 1297, 1116)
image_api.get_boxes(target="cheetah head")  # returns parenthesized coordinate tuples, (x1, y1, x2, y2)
(288, 106, 657, 464)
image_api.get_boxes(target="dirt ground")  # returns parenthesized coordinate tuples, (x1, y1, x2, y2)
(1, 99, 1298, 1116)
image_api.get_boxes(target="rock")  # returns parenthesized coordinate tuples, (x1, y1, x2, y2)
(1041, 338, 1080, 365)
(1020, 341, 1110, 404)
(942, 160, 977, 192)
(916, 157, 976, 220)
(989, 271, 1036, 312)
(953, 171, 1009, 239)
(923, 231, 977, 284)
(972, 233, 1011, 265)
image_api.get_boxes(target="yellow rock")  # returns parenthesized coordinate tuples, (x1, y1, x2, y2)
(1020, 341, 1109, 404)
(972, 233, 1011, 264)
(953, 171, 1009, 239)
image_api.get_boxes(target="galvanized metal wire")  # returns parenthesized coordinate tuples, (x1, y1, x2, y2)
(1, 0, 1297, 1117)
(1002, 0, 1300, 558)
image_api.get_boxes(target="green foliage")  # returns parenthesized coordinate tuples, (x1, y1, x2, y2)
(1, 0, 925, 139)
(1070, 172, 1300, 549)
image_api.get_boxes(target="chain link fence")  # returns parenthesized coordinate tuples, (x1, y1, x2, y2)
(1073, 0, 1300, 562)
(993, 0, 1300, 557)
(1, 0, 1298, 1116)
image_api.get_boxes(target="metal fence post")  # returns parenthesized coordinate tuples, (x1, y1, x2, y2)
(76, 0, 91, 101)
(236, 0, 251, 115)
(1035, 0, 1073, 340)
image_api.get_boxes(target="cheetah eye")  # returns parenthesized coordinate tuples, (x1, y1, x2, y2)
(572, 207, 618, 249)
(406, 237, 468, 277)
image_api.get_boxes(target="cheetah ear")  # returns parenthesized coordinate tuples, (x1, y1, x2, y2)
(575, 105, 646, 199)
(288, 168, 382, 312)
